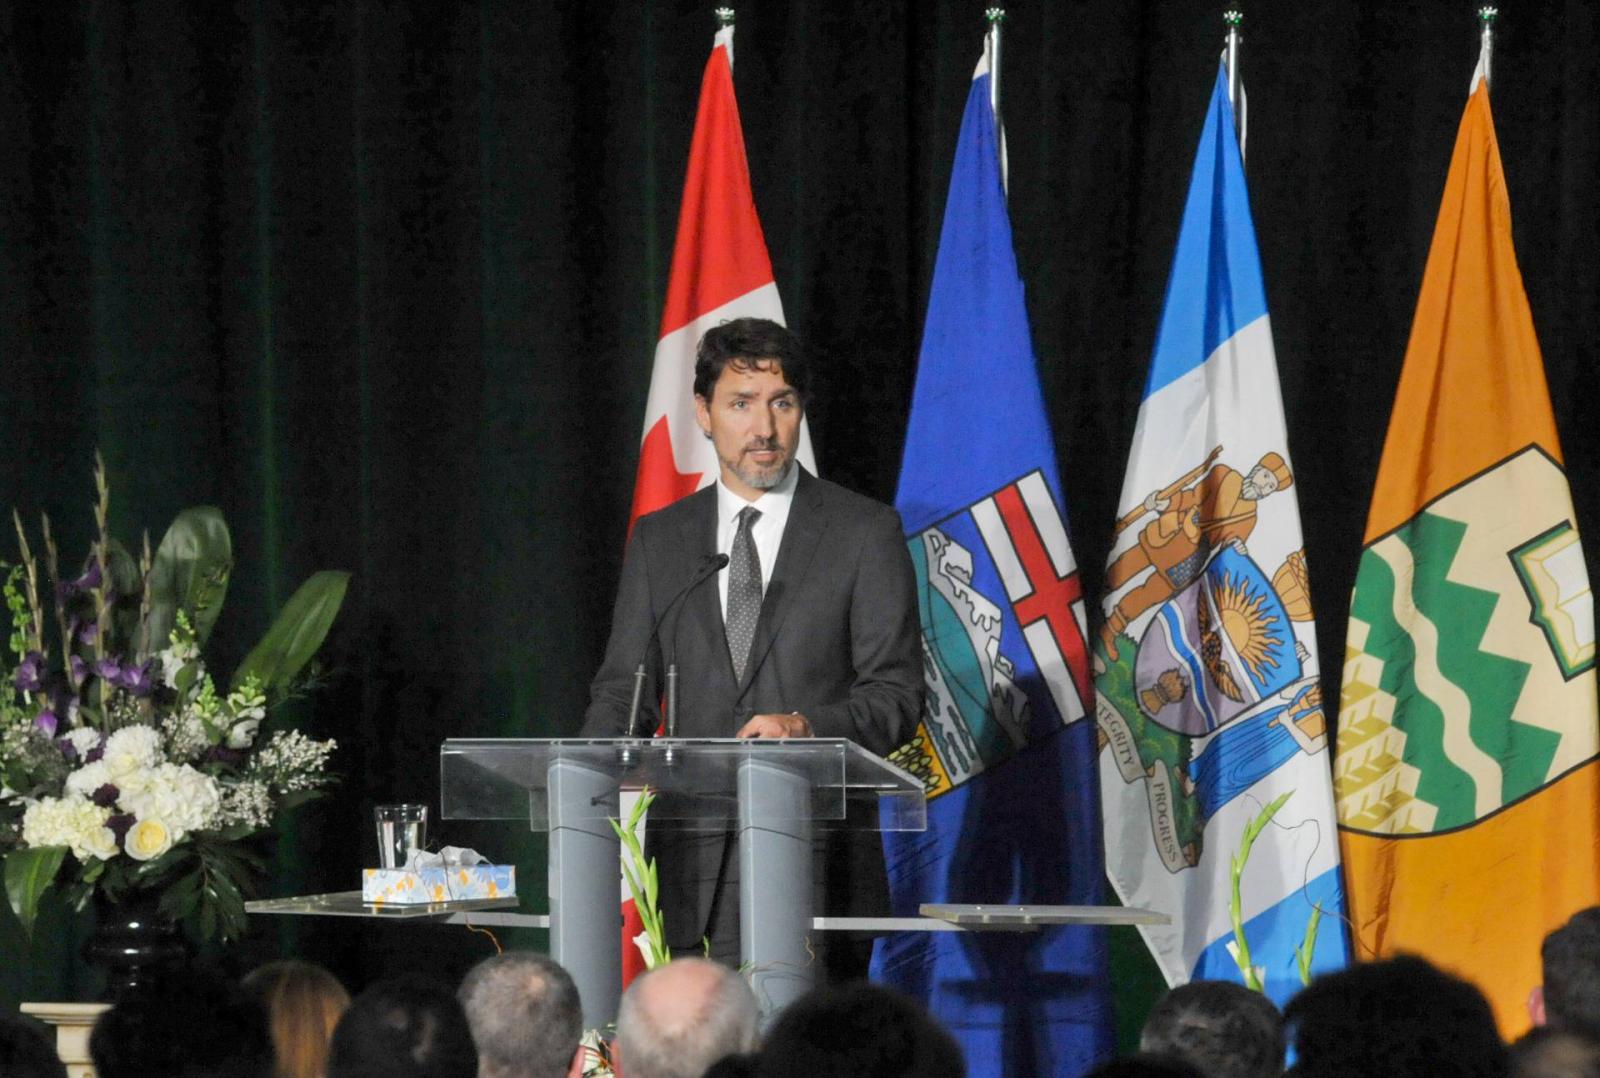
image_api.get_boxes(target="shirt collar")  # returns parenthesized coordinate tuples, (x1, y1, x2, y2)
(715, 461, 799, 525)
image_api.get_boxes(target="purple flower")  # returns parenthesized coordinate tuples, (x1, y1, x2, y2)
(72, 619, 98, 646)
(91, 783, 119, 808)
(85, 737, 104, 764)
(107, 813, 134, 845)
(71, 562, 101, 593)
(33, 709, 58, 738)
(14, 651, 45, 694)
(116, 661, 155, 698)
(207, 746, 247, 767)
(69, 655, 89, 691)
(94, 657, 122, 685)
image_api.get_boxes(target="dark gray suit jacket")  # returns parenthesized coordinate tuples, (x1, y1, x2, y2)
(580, 466, 923, 948)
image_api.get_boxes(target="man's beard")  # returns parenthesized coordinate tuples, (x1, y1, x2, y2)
(728, 442, 791, 491)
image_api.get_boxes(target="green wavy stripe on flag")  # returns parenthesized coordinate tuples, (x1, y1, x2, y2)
(1349, 511, 1554, 830)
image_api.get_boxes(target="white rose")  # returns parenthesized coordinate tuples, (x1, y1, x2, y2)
(102, 727, 162, 777)
(79, 822, 119, 861)
(125, 818, 174, 861)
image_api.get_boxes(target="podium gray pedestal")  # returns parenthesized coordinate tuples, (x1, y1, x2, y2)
(546, 759, 621, 1022)
(440, 737, 927, 1029)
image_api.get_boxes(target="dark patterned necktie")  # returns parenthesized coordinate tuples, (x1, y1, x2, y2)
(726, 506, 763, 680)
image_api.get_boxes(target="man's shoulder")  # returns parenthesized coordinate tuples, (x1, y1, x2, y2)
(800, 471, 902, 530)
(633, 485, 715, 540)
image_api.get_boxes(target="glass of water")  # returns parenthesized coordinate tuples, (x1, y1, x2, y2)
(373, 803, 428, 869)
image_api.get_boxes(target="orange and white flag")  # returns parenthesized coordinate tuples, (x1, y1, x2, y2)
(1335, 52, 1600, 1036)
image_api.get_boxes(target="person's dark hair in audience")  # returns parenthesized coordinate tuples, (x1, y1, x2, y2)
(703, 1055, 759, 1078)
(327, 974, 477, 1078)
(0, 1011, 68, 1078)
(458, 951, 586, 1078)
(90, 963, 273, 1078)
(1085, 1055, 1206, 1078)
(1284, 954, 1508, 1077)
(1511, 1025, 1600, 1078)
(751, 982, 963, 1078)
(615, 957, 759, 1078)
(243, 958, 352, 1078)
(1541, 908, 1600, 1038)
(1140, 979, 1284, 1078)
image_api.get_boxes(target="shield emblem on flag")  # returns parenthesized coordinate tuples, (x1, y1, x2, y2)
(889, 469, 1092, 799)
(1133, 545, 1300, 736)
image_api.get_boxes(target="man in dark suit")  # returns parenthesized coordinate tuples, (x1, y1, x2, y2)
(581, 318, 923, 980)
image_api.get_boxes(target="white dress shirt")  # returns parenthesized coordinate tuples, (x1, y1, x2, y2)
(714, 463, 797, 622)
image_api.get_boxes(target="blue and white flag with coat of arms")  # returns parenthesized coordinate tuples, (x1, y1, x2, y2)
(1093, 65, 1349, 1005)
(872, 42, 1112, 1077)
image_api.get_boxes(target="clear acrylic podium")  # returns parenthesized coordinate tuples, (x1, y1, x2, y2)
(440, 737, 927, 1026)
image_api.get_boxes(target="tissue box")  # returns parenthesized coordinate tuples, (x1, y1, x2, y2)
(361, 865, 516, 905)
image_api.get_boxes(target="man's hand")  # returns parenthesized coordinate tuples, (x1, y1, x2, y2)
(736, 712, 813, 739)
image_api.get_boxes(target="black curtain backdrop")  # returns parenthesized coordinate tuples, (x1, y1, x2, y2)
(2, 0, 1597, 1055)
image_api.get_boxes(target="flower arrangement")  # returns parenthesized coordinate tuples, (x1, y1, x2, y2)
(0, 457, 348, 941)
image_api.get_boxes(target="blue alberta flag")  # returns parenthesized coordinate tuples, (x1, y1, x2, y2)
(1093, 66, 1349, 1005)
(871, 45, 1112, 1077)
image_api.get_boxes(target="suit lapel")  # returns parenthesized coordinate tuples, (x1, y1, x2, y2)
(737, 468, 828, 695)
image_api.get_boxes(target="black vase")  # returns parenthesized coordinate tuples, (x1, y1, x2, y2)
(82, 892, 191, 1000)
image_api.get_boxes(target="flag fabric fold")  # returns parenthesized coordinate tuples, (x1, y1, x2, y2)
(1094, 65, 1350, 1008)
(621, 24, 815, 984)
(873, 44, 1111, 1077)
(1335, 67, 1600, 1036)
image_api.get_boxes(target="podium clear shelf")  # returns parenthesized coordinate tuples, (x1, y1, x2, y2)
(439, 736, 928, 832)
(246, 890, 525, 921)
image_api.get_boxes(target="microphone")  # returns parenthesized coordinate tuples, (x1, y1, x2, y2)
(625, 552, 729, 738)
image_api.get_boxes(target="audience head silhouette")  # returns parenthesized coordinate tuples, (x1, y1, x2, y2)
(1139, 979, 1284, 1078)
(1542, 908, 1600, 1039)
(90, 963, 273, 1078)
(0, 1011, 69, 1078)
(458, 951, 586, 1078)
(751, 982, 963, 1078)
(243, 958, 351, 1078)
(1284, 954, 1507, 1078)
(327, 974, 477, 1078)
(1510, 1025, 1600, 1078)
(614, 958, 758, 1078)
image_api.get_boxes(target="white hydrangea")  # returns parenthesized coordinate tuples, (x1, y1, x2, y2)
(21, 796, 118, 862)
(119, 763, 221, 837)
(63, 760, 114, 799)
(102, 726, 163, 777)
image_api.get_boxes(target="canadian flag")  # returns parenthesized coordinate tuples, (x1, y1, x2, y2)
(630, 23, 815, 526)
(620, 23, 815, 985)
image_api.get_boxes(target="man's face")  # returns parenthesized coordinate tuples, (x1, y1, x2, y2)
(695, 358, 802, 501)
(1241, 464, 1281, 501)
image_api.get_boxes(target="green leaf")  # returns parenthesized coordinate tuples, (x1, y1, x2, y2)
(231, 571, 349, 696)
(4, 846, 66, 935)
(145, 507, 233, 652)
